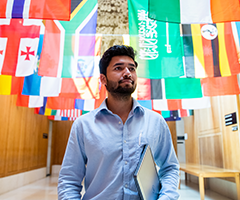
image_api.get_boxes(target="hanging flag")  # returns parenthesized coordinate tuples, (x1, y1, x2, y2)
(152, 97, 211, 111)
(181, 97, 211, 110)
(34, 97, 57, 116)
(232, 21, 240, 62)
(148, 0, 240, 24)
(0, 0, 71, 20)
(179, 109, 194, 118)
(0, 19, 42, 76)
(22, 75, 100, 99)
(59, 109, 82, 118)
(137, 77, 210, 110)
(60, 77, 100, 99)
(201, 75, 240, 96)
(138, 100, 152, 110)
(16, 94, 43, 108)
(21, 27, 66, 97)
(45, 83, 106, 111)
(0, 75, 24, 95)
(22, 73, 62, 97)
(160, 111, 171, 118)
(137, 77, 203, 99)
(38, 0, 99, 78)
(48, 116, 69, 121)
(75, 99, 96, 111)
(164, 110, 181, 121)
(128, 0, 184, 79)
(46, 97, 75, 110)
(137, 78, 164, 100)
(165, 77, 203, 99)
(152, 99, 182, 111)
(182, 23, 240, 78)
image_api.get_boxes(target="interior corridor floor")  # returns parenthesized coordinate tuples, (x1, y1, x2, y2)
(0, 176, 233, 200)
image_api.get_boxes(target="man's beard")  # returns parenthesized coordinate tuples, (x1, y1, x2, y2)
(105, 78, 136, 98)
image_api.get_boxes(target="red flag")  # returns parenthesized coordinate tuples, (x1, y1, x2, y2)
(16, 94, 43, 108)
(0, 19, 41, 76)
(201, 75, 240, 96)
(46, 97, 75, 110)
(0, 0, 70, 20)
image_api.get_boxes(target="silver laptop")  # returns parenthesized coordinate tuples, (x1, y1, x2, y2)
(134, 144, 162, 200)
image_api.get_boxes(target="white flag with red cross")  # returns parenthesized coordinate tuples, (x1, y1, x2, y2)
(0, 19, 42, 77)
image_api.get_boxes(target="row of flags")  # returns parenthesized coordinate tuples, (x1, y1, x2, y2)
(43, 105, 194, 121)
(1, 0, 240, 24)
(1, 0, 240, 121)
(128, 0, 240, 79)
(3, 73, 238, 98)
(148, 0, 240, 24)
(0, 0, 72, 21)
(1, 0, 240, 79)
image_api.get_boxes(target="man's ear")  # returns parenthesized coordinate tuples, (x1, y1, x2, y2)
(100, 74, 107, 86)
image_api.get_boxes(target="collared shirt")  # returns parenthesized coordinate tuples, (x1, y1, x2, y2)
(58, 98, 179, 200)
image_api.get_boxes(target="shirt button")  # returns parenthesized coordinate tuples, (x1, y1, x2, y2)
(125, 184, 128, 188)
(124, 140, 126, 143)
(125, 161, 128, 165)
(119, 121, 121, 124)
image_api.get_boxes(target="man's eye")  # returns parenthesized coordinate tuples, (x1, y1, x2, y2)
(114, 67, 120, 70)
(129, 67, 136, 71)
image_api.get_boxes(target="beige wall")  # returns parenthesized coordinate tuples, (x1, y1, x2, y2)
(97, 0, 128, 53)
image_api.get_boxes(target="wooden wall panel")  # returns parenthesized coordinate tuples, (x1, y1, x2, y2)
(0, 95, 49, 178)
(184, 95, 240, 173)
(0, 96, 11, 176)
(199, 135, 223, 168)
(37, 116, 49, 167)
(19, 107, 33, 172)
(220, 95, 240, 170)
(197, 97, 221, 136)
(166, 121, 177, 155)
(51, 121, 73, 165)
(184, 115, 199, 164)
(190, 97, 224, 168)
(6, 98, 24, 174)
(51, 121, 178, 166)
(22, 107, 34, 171)
(31, 117, 39, 169)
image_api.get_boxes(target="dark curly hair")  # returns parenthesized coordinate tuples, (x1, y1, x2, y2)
(99, 45, 138, 76)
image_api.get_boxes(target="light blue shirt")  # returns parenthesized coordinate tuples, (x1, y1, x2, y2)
(58, 98, 179, 200)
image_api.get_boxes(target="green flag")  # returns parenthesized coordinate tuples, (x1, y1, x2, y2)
(165, 78, 203, 99)
(128, 0, 184, 78)
(148, 0, 180, 23)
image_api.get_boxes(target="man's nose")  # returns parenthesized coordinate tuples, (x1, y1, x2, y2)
(123, 67, 131, 77)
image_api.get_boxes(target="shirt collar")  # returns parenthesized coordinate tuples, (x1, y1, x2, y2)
(94, 98, 145, 118)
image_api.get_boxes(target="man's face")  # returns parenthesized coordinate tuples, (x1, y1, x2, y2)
(100, 56, 137, 96)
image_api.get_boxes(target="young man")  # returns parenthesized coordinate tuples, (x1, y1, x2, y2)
(58, 45, 179, 200)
